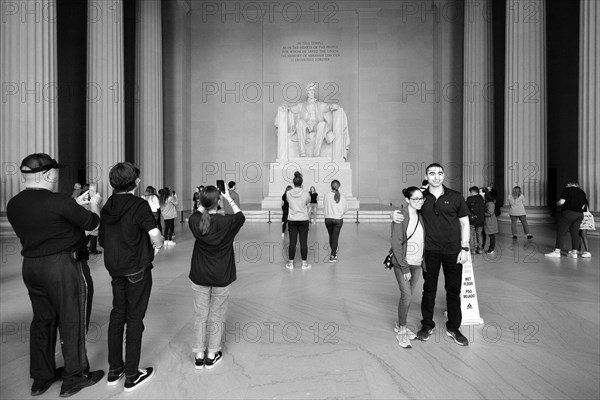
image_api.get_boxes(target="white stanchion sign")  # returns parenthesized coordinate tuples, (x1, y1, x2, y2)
(460, 254, 484, 325)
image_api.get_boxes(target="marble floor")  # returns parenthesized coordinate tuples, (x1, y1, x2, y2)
(1, 220, 599, 399)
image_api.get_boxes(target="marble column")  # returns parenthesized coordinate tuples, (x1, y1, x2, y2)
(579, 0, 600, 233)
(356, 8, 380, 203)
(135, 0, 163, 191)
(462, 0, 494, 194)
(87, 0, 125, 201)
(0, 0, 57, 235)
(504, 0, 552, 223)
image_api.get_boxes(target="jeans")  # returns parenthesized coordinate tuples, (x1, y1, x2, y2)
(288, 220, 309, 261)
(164, 218, 175, 240)
(393, 265, 422, 326)
(469, 225, 483, 251)
(153, 211, 162, 233)
(108, 269, 153, 378)
(487, 234, 496, 251)
(309, 203, 318, 221)
(421, 250, 463, 331)
(510, 215, 530, 236)
(192, 283, 231, 353)
(324, 218, 343, 256)
(23, 253, 93, 387)
(555, 210, 584, 250)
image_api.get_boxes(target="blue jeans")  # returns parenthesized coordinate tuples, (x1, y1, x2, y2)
(192, 283, 231, 354)
(421, 251, 463, 331)
(510, 215, 530, 236)
(108, 268, 153, 378)
(393, 265, 422, 326)
(324, 218, 343, 256)
(470, 225, 483, 251)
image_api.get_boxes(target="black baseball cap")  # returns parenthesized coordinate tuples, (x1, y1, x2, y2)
(20, 153, 63, 174)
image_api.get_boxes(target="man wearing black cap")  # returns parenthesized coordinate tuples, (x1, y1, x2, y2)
(7, 153, 105, 397)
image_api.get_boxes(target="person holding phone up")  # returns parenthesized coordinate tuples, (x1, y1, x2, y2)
(189, 185, 245, 370)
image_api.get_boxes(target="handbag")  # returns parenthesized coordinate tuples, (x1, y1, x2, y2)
(580, 211, 596, 230)
(383, 250, 394, 270)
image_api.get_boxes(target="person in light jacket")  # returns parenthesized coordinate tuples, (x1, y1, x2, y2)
(390, 186, 425, 349)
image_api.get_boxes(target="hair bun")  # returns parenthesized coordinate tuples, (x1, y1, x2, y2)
(294, 171, 302, 178)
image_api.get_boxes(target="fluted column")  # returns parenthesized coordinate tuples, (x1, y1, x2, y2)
(0, 0, 58, 210)
(0, 0, 57, 235)
(504, 0, 551, 222)
(462, 0, 494, 194)
(579, 0, 600, 232)
(135, 0, 163, 190)
(87, 0, 125, 200)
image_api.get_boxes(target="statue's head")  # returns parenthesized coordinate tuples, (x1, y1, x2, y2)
(306, 82, 316, 99)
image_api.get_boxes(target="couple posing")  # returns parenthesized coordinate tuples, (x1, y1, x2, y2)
(391, 163, 471, 348)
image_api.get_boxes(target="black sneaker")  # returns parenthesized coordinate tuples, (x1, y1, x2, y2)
(106, 365, 125, 386)
(124, 367, 154, 392)
(31, 367, 64, 396)
(416, 326, 434, 341)
(194, 356, 205, 370)
(512, 235, 517, 240)
(59, 370, 104, 398)
(446, 328, 469, 346)
(527, 234, 533, 239)
(204, 351, 223, 369)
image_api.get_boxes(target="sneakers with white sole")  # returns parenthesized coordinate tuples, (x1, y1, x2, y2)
(123, 368, 154, 392)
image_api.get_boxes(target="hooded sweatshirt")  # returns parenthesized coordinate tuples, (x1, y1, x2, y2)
(188, 211, 245, 287)
(99, 193, 157, 277)
(286, 187, 310, 221)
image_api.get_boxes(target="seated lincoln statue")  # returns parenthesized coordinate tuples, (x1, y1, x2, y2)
(275, 82, 349, 161)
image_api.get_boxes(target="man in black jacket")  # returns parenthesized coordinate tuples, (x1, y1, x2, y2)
(7, 153, 105, 397)
(99, 162, 163, 392)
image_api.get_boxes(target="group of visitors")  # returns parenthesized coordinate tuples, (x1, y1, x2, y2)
(7, 154, 246, 396)
(6, 152, 595, 396)
(281, 172, 350, 269)
(389, 166, 593, 350)
(464, 185, 530, 255)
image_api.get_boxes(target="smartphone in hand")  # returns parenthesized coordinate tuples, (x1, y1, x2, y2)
(216, 180, 226, 194)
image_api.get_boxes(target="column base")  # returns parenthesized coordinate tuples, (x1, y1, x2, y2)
(498, 206, 555, 225)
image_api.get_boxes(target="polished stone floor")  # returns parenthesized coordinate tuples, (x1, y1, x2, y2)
(1, 220, 599, 399)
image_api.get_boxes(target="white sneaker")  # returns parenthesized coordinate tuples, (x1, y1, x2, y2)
(567, 251, 578, 259)
(281, 233, 285, 238)
(301, 261, 312, 270)
(544, 250, 561, 258)
(394, 322, 417, 340)
(396, 333, 412, 349)
(285, 261, 294, 270)
(580, 251, 592, 258)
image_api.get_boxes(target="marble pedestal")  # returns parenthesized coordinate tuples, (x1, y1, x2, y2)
(261, 158, 359, 210)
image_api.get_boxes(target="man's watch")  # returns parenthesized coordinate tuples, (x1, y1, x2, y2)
(461, 247, 470, 252)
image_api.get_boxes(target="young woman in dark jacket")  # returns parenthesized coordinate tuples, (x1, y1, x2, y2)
(188, 185, 245, 370)
(390, 186, 425, 348)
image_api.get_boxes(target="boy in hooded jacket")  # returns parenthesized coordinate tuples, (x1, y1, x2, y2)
(99, 162, 164, 392)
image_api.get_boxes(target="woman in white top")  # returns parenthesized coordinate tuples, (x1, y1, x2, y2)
(508, 186, 532, 239)
(390, 186, 425, 348)
(323, 180, 349, 262)
(143, 186, 162, 233)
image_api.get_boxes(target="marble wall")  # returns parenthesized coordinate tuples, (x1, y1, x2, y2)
(189, 0, 464, 205)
